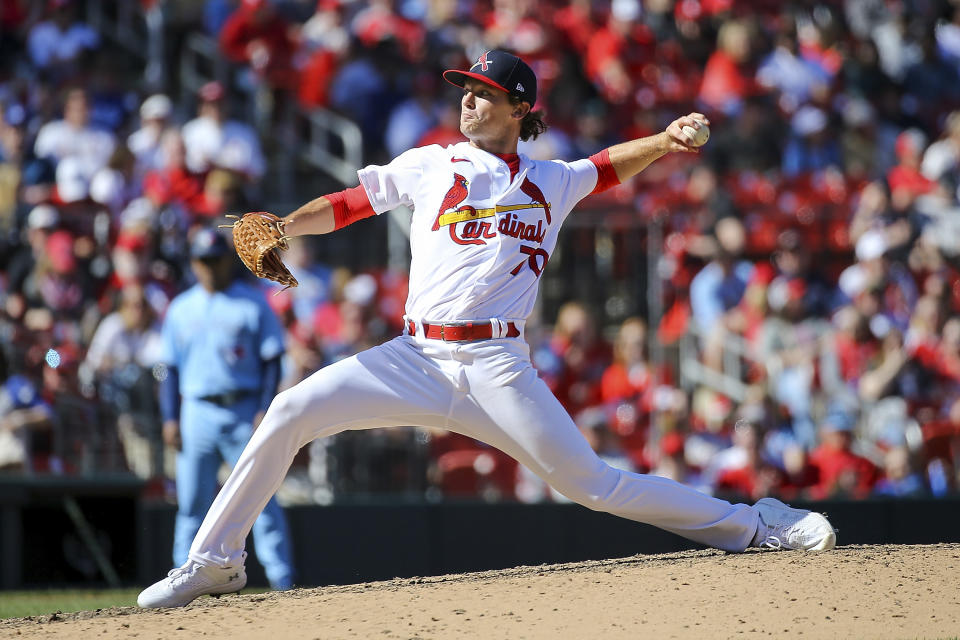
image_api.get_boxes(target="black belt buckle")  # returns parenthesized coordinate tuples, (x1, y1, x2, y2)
(201, 391, 244, 406)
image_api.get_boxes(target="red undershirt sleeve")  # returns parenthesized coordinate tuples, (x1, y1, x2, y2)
(589, 148, 621, 194)
(326, 184, 376, 230)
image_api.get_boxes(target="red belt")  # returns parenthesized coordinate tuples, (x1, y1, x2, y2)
(407, 319, 520, 342)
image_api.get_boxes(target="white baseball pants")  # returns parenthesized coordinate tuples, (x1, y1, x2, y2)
(188, 335, 759, 568)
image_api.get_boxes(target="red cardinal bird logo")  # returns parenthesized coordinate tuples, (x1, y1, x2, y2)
(432, 173, 469, 231)
(520, 177, 551, 224)
(472, 51, 492, 72)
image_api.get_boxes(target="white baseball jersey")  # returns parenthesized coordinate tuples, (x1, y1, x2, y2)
(358, 141, 600, 323)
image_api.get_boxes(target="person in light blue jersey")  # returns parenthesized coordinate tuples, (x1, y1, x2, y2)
(158, 227, 294, 590)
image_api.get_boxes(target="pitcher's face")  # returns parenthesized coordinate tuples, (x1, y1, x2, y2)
(459, 79, 520, 146)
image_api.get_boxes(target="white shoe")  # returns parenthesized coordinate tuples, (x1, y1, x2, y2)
(752, 497, 837, 551)
(137, 553, 248, 608)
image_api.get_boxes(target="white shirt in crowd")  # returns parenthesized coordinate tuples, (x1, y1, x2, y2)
(90, 167, 141, 216)
(921, 138, 959, 182)
(181, 116, 265, 179)
(83, 312, 164, 374)
(128, 126, 168, 175)
(34, 119, 116, 167)
(35, 120, 116, 201)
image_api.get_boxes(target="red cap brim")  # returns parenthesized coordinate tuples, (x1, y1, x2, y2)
(442, 70, 510, 95)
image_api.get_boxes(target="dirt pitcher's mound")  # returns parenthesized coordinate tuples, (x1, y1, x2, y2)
(4, 544, 959, 639)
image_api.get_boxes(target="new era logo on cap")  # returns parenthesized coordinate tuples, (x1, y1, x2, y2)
(443, 50, 537, 105)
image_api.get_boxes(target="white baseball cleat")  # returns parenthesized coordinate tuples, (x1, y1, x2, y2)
(137, 553, 248, 608)
(751, 497, 837, 551)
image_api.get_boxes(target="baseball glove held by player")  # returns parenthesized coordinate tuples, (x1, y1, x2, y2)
(220, 212, 299, 289)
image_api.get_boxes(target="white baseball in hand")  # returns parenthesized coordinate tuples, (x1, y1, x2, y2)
(681, 121, 710, 147)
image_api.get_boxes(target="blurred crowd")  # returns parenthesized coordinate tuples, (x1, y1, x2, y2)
(1, 0, 959, 504)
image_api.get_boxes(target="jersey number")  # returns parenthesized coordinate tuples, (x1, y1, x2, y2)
(511, 245, 550, 277)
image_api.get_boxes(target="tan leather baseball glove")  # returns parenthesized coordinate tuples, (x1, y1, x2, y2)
(220, 212, 299, 289)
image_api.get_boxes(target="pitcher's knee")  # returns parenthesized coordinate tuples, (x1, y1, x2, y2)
(550, 465, 625, 511)
(260, 388, 311, 437)
(570, 489, 613, 511)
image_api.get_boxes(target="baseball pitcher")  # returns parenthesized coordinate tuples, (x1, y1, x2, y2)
(139, 50, 836, 609)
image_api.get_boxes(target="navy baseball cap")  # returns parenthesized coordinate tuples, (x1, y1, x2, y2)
(443, 50, 537, 106)
(190, 227, 230, 260)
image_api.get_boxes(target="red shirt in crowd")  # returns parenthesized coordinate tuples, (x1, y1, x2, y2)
(585, 20, 653, 103)
(833, 331, 879, 385)
(219, 0, 297, 88)
(886, 165, 936, 198)
(143, 166, 213, 219)
(298, 48, 340, 108)
(599, 361, 656, 466)
(600, 362, 653, 405)
(351, 2, 424, 62)
(715, 464, 788, 501)
(807, 444, 878, 499)
(544, 336, 610, 416)
(553, 1, 596, 55)
(698, 49, 756, 112)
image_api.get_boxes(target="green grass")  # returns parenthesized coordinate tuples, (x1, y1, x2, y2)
(0, 589, 140, 619)
(0, 586, 272, 620)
